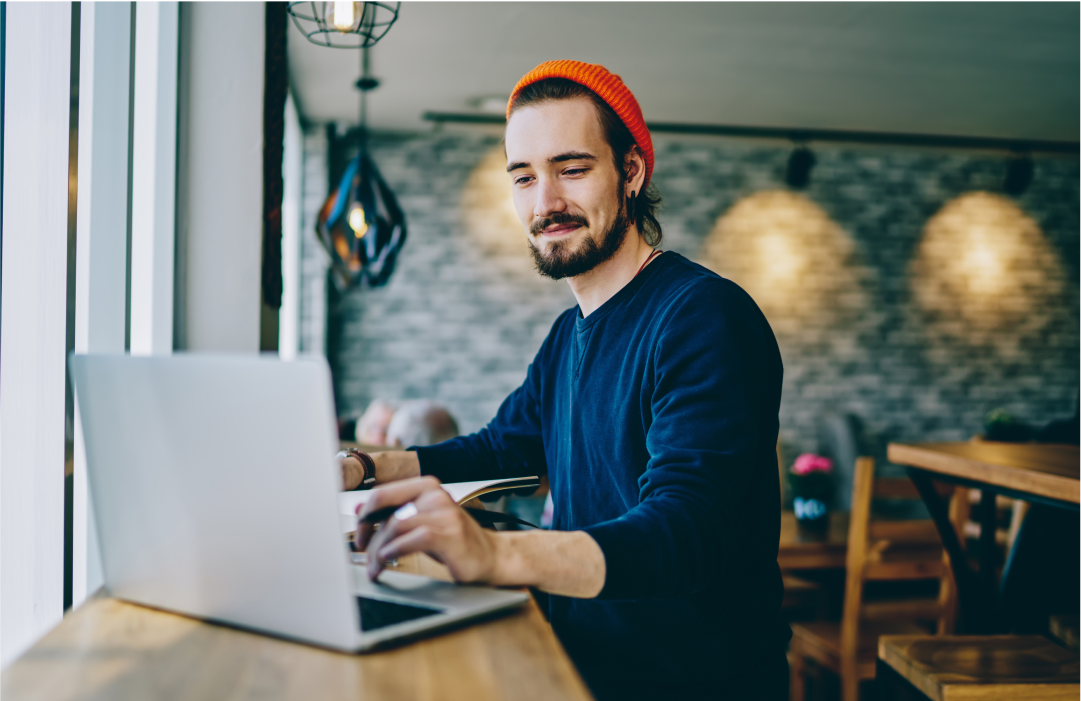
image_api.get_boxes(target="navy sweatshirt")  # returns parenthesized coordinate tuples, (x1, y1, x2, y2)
(415, 253, 789, 700)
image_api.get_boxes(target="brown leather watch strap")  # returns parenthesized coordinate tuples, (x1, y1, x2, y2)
(343, 448, 377, 489)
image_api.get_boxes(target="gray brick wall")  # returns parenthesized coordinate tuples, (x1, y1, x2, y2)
(299, 127, 1079, 466)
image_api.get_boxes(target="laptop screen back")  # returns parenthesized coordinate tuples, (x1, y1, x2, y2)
(71, 353, 359, 650)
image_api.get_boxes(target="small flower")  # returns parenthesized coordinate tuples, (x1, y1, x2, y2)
(791, 453, 833, 476)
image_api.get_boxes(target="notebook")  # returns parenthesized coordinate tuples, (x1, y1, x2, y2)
(338, 477, 540, 533)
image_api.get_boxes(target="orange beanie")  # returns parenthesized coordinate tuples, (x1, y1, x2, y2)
(507, 60, 654, 190)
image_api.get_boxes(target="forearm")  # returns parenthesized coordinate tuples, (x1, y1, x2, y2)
(372, 450, 420, 483)
(490, 529, 606, 598)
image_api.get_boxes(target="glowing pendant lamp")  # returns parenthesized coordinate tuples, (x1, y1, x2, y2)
(287, 2, 400, 49)
(299, 15, 406, 289)
(316, 143, 406, 289)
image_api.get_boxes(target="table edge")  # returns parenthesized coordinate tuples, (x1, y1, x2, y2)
(887, 443, 1080, 504)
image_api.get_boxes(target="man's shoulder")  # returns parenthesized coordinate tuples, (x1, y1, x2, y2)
(651, 253, 763, 323)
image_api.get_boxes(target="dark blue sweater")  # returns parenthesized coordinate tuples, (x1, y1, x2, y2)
(415, 253, 789, 700)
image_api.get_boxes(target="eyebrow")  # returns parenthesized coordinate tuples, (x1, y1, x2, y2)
(506, 151, 598, 173)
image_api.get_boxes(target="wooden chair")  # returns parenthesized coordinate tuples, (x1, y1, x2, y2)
(788, 457, 958, 701)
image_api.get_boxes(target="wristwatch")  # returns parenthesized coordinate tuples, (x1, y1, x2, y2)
(337, 448, 377, 489)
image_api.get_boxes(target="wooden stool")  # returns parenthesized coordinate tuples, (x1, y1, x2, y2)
(878, 635, 1080, 700)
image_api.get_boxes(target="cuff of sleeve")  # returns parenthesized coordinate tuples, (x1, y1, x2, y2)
(413, 440, 471, 484)
(582, 518, 656, 601)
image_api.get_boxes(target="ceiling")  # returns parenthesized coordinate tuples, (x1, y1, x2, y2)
(287, 2, 1079, 141)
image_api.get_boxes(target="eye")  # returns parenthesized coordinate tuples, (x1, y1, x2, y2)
(564, 167, 588, 177)
(513, 175, 534, 186)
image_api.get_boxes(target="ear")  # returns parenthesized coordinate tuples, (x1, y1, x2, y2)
(623, 146, 647, 199)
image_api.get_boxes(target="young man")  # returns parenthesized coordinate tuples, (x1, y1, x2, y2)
(342, 61, 788, 700)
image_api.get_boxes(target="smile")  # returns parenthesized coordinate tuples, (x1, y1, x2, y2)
(540, 223, 582, 238)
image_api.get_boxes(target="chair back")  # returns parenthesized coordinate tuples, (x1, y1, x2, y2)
(838, 457, 958, 698)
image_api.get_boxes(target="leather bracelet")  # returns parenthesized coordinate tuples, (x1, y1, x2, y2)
(338, 448, 377, 490)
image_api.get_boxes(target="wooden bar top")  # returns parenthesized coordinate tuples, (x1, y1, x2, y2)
(888, 442, 1080, 504)
(1, 554, 593, 701)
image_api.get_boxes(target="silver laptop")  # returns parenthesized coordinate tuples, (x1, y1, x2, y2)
(70, 353, 528, 652)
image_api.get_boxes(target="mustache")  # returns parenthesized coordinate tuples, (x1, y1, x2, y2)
(530, 212, 588, 236)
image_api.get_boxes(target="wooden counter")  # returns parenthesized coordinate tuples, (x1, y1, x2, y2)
(1, 554, 593, 701)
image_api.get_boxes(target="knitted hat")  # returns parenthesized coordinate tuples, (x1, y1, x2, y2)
(507, 60, 654, 190)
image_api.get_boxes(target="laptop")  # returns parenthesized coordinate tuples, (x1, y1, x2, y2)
(70, 353, 528, 652)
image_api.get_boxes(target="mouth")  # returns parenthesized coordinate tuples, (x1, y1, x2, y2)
(539, 223, 583, 238)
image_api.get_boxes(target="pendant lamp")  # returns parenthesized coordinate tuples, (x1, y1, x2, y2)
(319, 46, 408, 287)
(287, 2, 400, 49)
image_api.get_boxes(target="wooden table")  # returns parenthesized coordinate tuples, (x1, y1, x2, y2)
(877, 635, 1080, 701)
(1, 554, 593, 701)
(887, 442, 1080, 634)
(778, 510, 849, 571)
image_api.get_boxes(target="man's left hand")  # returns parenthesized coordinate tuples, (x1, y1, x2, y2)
(355, 476, 498, 583)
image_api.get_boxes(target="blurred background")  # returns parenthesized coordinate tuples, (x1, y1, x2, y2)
(282, 2, 1078, 471)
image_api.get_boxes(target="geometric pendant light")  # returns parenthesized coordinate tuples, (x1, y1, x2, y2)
(288, 2, 407, 289)
(316, 145, 406, 288)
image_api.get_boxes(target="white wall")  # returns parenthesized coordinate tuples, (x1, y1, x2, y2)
(177, 2, 265, 353)
(279, 94, 303, 360)
(73, 0, 134, 608)
(0, 1, 72, 668)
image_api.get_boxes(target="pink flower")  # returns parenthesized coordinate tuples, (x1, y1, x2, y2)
(791, 453, 833, 476)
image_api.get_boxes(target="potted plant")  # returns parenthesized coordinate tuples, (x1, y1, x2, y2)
(788, 453, 834, 536)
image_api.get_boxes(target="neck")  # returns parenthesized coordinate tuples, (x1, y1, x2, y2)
(567, 228, 654, 317)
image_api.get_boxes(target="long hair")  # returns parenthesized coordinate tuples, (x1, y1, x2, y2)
(508, 78, 663, 247)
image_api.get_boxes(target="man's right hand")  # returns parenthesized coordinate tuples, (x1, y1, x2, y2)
(339, 450, 422, 490)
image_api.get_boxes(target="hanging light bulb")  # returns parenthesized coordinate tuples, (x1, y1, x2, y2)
(349, 204, 368, 237)
(331, 1, 357, 32)
(287, 2, 399, 49)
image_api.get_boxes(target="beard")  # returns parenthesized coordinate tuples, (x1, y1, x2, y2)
(527, 197, 632, 281)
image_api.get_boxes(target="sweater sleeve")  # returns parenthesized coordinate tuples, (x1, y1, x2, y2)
(413, 315, 561, 483)
(583, 280, 782, 600)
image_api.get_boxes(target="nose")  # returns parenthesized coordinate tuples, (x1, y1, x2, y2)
(533, 176, 567, 220)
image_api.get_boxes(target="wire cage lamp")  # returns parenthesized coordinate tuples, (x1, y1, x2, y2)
(287, 1, 400, 49)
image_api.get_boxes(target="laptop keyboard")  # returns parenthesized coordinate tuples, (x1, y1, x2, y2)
(356, 596, 442, 632)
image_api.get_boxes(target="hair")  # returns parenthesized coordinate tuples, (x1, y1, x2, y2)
(508, 78, 663, 247)
(385, 400, 460, 448)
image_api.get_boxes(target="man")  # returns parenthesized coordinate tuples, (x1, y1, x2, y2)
(341, 61, 788, 700)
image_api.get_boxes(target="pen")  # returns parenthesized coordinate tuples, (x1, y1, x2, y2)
(359, 501, 419, 525)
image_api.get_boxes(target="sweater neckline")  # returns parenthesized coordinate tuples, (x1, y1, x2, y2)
(575, 251, 677, 331)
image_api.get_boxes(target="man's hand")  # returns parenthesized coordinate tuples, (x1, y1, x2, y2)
(354, 475, 608, 598)
(356, 476, 497, 583)
(339, 450, 421, 491)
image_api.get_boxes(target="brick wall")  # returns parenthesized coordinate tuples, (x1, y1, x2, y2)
(299, 127, 1079, 465)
